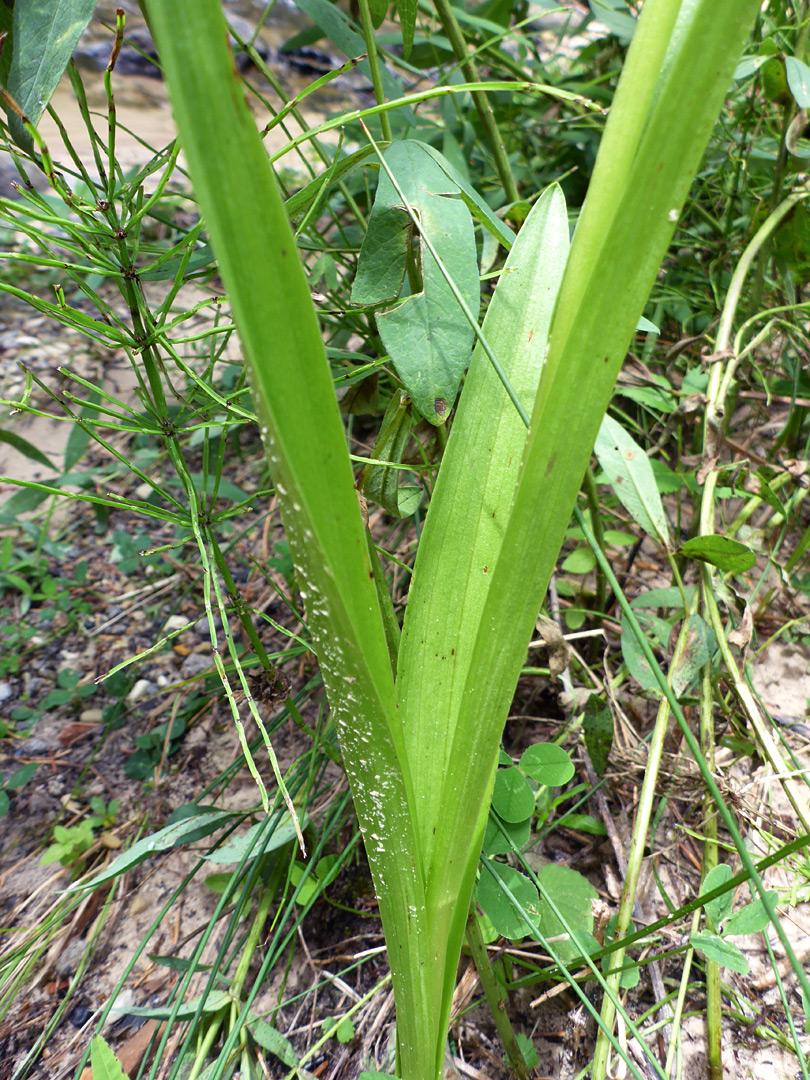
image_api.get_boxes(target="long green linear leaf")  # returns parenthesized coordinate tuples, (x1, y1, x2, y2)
(431, 0, 761, 910)
(396, 185, 569, 1053)
(398, 184, 568, 867)
(145, 5, 441, 1074)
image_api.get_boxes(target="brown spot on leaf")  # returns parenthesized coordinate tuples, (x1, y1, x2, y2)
(434, 397, 448, 422)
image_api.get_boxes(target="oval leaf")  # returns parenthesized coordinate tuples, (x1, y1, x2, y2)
(678, 535, 756, 573)
(701, 863, 733, 931)
(5, 0, 96, 152)
(691, 930, 749, 974)
(477, 862, 539, 940)
(519, 743, 574, 787)
(482, 812, 531, 855)
(90, 1035, 128, 1080)
(786, 56, 810, 107)
(352, 141, 480, 424)
(491, 766, 535, 823)
(670, 613, 717, 697)
(534, 863, 599, 963)
(583, 695, 614, 776)
(594, 415, 671, 548)
(723, 893, 778, 936)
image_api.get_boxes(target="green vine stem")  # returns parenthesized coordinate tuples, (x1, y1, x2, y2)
(430, 0, 520, 204)
(357, 0, 393, 142)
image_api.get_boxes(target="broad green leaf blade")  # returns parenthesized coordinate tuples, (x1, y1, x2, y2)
(701, 864, 734, 932)
(491, 767, 534, 823)
(669, 613, 716, 697)
(621, 609, 664, 696)
(398, 183, 568, 856)
(519, 743, 575, 787)
(0, 429, 54, 470)
(785, 56, 810, 108)
(482, 812, 531, 855)
(691, 931, 749, 974)
(361, 395, 415, 517)
(5, 762, 38, 789)
(723, 893, 778, 936)
(590, 0, 636, 43)
(417, 142, 516, 251)
(90, 1035, 128, 1080)
(66, 811, 235, 891)
(353, 141, 480, 424)
(395, 0, 416, 57)
(478, 862, 539, 940)
(202, 813, 308, 863)
(0, 6, 12, 90)
(583, 695, 613, 776)
(285, 145, 383, 226)
(5, 0, 96, 152)
(533, 863, 600, 962)
(123, 990, 232, 1019)
(594, 415, 671, 548)
(352, 203, 411, 305)
(246, 1013, 300, 1065)
(367, 0, 388, 28)
(678, 535, 756, 573)
(145, 6, 439, 1076)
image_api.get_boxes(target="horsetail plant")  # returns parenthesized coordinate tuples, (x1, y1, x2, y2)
(146, 1, 763, 1077)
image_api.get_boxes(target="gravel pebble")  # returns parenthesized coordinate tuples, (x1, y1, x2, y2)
(180, 653, 215, 680)
(126, 678, 153, 703)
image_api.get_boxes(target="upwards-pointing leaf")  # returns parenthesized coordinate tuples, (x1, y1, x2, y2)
(669, 613, 716, 697)
(594, 415, 671, 548)
(90, 1036, 128, 1080)
(352, 141, 480, 424)
(582, 695, 613, 776)
(362, 393, 420, 517)
(786, 56, 810, 108)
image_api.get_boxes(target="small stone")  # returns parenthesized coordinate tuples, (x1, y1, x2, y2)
(126, 679, 153, 704)
(68, 1004, 93, 1029)
(107, 988, 136, 1024)
(194, 615, 221, 637)
(164, 615, 188, 633)
(15, 737, 49, 755)
(134, 482, 152, 501)
(79, 708, 103, 724)
(0, 682, 12, 703)
(55, 938, 87, 975)
(129, 893, 148, 916)
(181, 653, 214, 680)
